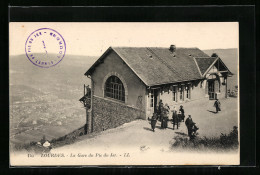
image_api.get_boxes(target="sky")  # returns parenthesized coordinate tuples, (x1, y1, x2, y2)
(9, 22, 239, 56)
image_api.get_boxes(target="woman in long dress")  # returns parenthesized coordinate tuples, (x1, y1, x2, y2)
(172, 110, 178, 130)
(161, 112, 165, 129)
(164, 115, 168, 129)
(151, 113, 157, 132)
(161, 104, 169, 129)
(171, 105, 177, 129)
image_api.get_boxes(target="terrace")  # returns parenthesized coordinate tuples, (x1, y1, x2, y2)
(79, 84, 91, 109)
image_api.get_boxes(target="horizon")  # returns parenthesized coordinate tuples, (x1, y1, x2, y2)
(9, 47, 238, 57)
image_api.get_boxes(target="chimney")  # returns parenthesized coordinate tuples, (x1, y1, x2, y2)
(211, 53, 218, 57)
(169, 45, 176, 53)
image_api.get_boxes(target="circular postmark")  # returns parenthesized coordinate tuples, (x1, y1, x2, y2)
(25, 28, 66, 68)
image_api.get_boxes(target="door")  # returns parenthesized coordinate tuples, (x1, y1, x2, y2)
(208, 80, 215, 100)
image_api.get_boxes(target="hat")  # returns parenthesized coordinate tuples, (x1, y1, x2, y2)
(43, 141, 51, 147)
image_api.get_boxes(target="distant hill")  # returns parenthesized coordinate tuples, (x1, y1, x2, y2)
(10, 54, 98, 100)
(203, 48, 238, 90)
(9, 54, 98, 145)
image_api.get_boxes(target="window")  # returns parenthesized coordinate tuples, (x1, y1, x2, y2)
(105, 76, 125, 102)
(172, 86, 177, 102)
(179, 85, 184, 101)
(186, 85, 191, 99)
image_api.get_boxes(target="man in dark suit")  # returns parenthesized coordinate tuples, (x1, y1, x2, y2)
(185, 115, 193, 138)
(185, 115, 199, 140)
(172, 110, 178, 130)
(179, 105, 185, 122)
(214, 99, 221, 113)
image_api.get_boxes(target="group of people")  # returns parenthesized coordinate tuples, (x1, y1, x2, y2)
(150, 98, 222, 140)
(150, 99, 199, 140)
(150, 100, 186, 131)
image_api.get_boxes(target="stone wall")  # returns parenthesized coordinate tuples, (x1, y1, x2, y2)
(91, 96, 145, 133)
(85, 97, 91, 109)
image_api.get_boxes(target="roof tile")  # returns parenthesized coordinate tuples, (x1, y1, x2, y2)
(195, 57, 217, 75)
(113, 47, 209, 86)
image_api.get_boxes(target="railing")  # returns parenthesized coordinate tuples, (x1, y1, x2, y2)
(79, 84, 91, 109)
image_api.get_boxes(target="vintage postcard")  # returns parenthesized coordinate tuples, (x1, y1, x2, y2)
(9, 22, 239, 166)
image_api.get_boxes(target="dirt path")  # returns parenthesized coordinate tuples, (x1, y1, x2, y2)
(53, 97, 238, 154)
(182, 97, 238, 137)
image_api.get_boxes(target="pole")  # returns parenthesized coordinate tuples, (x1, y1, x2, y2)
(85, 107, 88, 134)
(84, 84, 85, 96)
(225, 77, 228, 98)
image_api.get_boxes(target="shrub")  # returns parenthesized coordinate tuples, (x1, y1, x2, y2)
(171, 126, 239, 151)
(40, 135, 46, 144)
(13, 125, 86, 152)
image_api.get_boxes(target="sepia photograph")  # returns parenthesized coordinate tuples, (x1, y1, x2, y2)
(9, 22, 239, 166)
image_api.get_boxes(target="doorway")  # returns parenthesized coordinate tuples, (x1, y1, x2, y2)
(148, 89, 159, 117)
(208, 80, 215, 100)
(153, 89, 158, 113)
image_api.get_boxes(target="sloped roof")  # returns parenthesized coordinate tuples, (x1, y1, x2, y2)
(85, 47, 219, 86)
(195, 57, 218, 75)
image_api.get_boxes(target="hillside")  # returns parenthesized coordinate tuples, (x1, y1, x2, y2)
(203, 48, 238, 90)
(10, 54, 98, 146)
